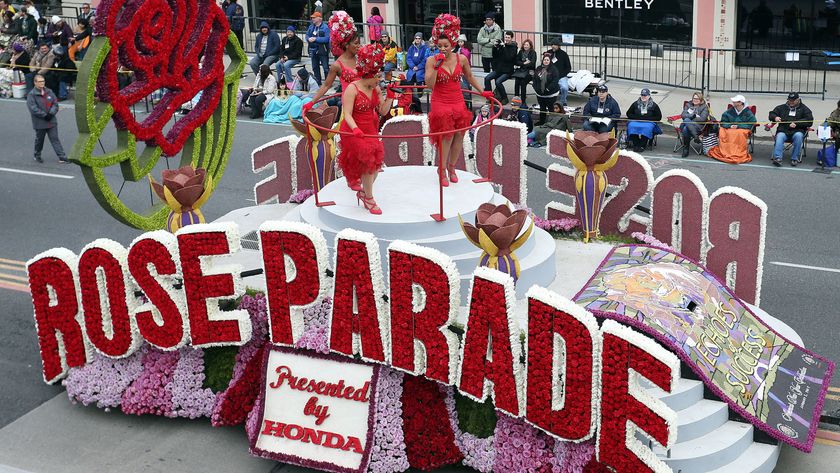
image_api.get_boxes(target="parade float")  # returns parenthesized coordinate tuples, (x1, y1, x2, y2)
(24, 1, 834, 472)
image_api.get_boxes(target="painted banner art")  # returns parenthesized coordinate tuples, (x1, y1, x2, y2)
(574, 245, 834, 451)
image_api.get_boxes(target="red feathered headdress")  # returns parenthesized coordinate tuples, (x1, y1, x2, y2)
(328, 10, 357, 57)
(355, 43, 384, 79)
(431, 13, 460, 45)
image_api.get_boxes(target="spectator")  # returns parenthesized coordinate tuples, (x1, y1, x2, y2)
(476, 12, 501, 72)
(0, 43, 29, 96)
(225, 0, 245, 48)
(291, 67, 319, 98)
(513, 38, 536, 104)
(278, 26, 302, 84)
(506, 97, 533, 133)
(305, 12, 330, 85)
(769, 92, 813, 166)
(249, 21, 281, 76)
(366, 7, 383, 44)
(456, 34, 472, 106)
(44, 45, 75, 101)
(456, 34, 470, 59)
(35, 17, 47, 44)
(406, 32, 427, 85)
(828, 99, 840, 151)
(22, 1, 39, 21)
(25, 42, 53, 92)
(532, 52, 560, 126)
(625, 88, 662, 151)
(1, 10, 18, 38)
(484, 30, 516, 104)
(529, 102, 572, 147)
(16, 8, 37, 41)
(549, 37, 572, 106)
(9, 42, 30, 73)
(471, 103, 491, 139)
(77, 3, 95, 23)
(47, 15, 72, 46)
(245, 64, 277, 119)
(380, 33, 399, 81)
(68, 19, 92, 61)
(678, 91, 709, 157)
(27, 74, 67, 163)
(708, 94, 754, 164)
(583, 84, 620, 133)
(0, 0, 14, 15)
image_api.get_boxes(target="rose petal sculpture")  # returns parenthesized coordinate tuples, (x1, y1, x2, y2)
(291, 105, 341, 192)
(565, 130, 619, 242)
(460, 203, 533, 282)
(149, 165, 212, 233)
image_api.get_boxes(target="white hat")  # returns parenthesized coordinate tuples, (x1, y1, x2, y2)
(51, 15, 61, 25)
(730, 94, 746, 104)
(458, 34, 467, 42)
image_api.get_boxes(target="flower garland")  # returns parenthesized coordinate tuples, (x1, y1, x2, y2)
(555, 440, 597, 473)
(120, 348, 179, 416)
(515, 204, 580, 234)
(167, 347, 217, 418)
(367, 368, 410, 473)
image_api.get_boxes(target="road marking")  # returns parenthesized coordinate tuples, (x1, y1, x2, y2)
(0, 279, 29, 293)
(818, 429, 840, 442)
(0, 167, 74, 179)
(0, 257, 26, 266)
(827, 393, 840, 401)
(770, 262, 840, 274)
(816, 438, 840, 447)
(643, 153, 840, 174)
(829, 386, 840, 393)
(0, 263, 26, 272)
(0, 272, 28, 283)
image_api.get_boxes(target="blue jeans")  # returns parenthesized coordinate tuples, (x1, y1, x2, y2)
(280, 59, 300, 84)
(58, 81, 68, 100)
(310, 52, 329, 85)
(484, 72, 510, 101)
(774, 131, 805, 162)
(249, 54, 280, 75)
(558, 77, 569, 105)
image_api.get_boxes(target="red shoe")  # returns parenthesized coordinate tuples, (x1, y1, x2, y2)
(347, 178, 362, 191)
(447, 163, 459, 183)
(438, 166, 449, 187)
(356, 190, 382, 215)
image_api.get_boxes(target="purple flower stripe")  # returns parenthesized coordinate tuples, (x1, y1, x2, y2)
(493, 414, 557, 472)
(64, 350, 145, 409)
(441, 386, 495, 472)
(366, 368, 409, 473)
(167, 347, 216, 418)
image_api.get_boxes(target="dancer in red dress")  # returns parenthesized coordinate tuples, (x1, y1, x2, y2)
(337, 44, 397, 215)
(426, 14, 492, 186)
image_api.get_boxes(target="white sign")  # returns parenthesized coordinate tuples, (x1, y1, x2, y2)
(250, 348, 378, 473)
(584, 0, 655, 9)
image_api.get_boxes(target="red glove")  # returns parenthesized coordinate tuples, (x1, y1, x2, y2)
(433, 53, 445, 69)
(386, 86, 397, 100)
(481, 90, 495, 99)
(302, 101, 314, 113)
(352, 127, 365, 138)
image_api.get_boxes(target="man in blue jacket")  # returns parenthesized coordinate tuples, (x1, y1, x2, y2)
(406, 32, 428, 85)
(249, 21, 282, 75)
(583, 85, 621, 133)
(305, 12, 330, 85)
(225, 0, 245, 48)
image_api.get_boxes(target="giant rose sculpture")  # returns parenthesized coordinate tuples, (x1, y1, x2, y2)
(70, 0, 246, 230)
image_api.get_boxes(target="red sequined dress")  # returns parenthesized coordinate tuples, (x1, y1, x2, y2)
(429, 58, 472, 145)
(338, 84, 384, 182)
(338, 59, 359, 91)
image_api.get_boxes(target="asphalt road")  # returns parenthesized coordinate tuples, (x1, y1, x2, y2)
(0, 97, 838, 429)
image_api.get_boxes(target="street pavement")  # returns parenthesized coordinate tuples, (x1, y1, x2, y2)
(0, 92, 839, 470)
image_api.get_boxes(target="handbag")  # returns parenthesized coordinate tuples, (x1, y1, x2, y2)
(511, 69, 529, 79)
(701, 133, 719, 154)
(818, 144, 837, 167)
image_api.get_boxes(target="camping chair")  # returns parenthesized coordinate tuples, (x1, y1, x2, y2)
(726, 103, 758, 153)
(667, 100, 714, 156)
(764, 122, 812, 161)
(618, 120, 660, 151)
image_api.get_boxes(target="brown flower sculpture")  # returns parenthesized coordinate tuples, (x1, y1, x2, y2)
(150, 166, 213, 233)
(565, 130, 620, 242)
(460, 203, 533, 282)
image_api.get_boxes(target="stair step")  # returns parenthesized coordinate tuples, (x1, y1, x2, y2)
(645, 377, 705, 412)
(635, 398, 729, 445)
(654, 421, 754, 472)
(704, 442, 780, 473)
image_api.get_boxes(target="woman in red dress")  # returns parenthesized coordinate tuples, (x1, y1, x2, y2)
(337, 44, 397, 215)
(426, 14, 492, 186)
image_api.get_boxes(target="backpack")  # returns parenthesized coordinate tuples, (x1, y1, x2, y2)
(230, 5, 244, 31)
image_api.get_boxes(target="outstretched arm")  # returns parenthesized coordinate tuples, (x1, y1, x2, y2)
(309, 62, 342, 106)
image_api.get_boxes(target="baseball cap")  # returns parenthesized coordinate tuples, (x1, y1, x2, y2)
(310, 12, 321, 19)
(787, 92, 800, 100)
(640, 88, 650, 96)
(596, 84, 608, 92)
(730, 94, 746, 103)
(415, 32, 423, 39)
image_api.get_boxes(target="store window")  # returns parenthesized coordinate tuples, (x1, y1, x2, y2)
(543, 0, 693, 45)
(737, 0, 840, 52)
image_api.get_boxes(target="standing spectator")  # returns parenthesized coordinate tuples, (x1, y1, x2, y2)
(484, 30, 516, 104)
(476, 13, 501, 72)
(44, 45, 75, 101)
(22, 1, 39, 21)
(380, 33, 399, 81)
(77, 3, 95, 23)
(25, 42, 53, 92)
(246, 64, 277, 119)
(678, 91, 709, 157)
(625, 88, 662, 151)
(549, 38, 572, 106)
(27, 74, 67, 163)
(513, 38, 536, 104)
(406, 32, 427, 85)
(249, 21, 281, 75)
(582, 84, 620, 133)
(36, 17, 47, 44)
(225, 0, 245, 48)
(278, 26, 302, 84)
(769, 92, 813, 166)
(366, 7, 383, 44)
(47, 16, 72, 46)
(16, 8, 37, 42)
(532, 52, 560, 126)
(305, 12, 330, 85)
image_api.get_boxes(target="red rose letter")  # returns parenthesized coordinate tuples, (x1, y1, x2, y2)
(388, 241, 460, 384)
(260, 221, 328, 346)
(458, 267, 523, 416)
(330, 230, 389, 363)
(598, 321, 678, 473)
(28, 249, 88, 384)
(177, 223, 250, 347)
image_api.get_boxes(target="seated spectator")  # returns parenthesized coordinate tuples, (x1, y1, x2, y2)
(44, 45, 76, 100)
(16, 9, 37, 41)
(47, 15, 72, 46)
(529, 102, 572, 147)
(768, 92, 813, 166)
(35, 17, 47, 44)
(0, 42, 29, 97)
(68, 19, 91, 61)
(678, 91, 709, 157)
(456, 34, 470, 59)
(471, 104, 492, 140)
(23, 1, 40, 21)
(484, 31, 517, 104)
(505, 97, 533, 133)
(290, 67, 319, 98)
(406, 32, 427, 86)
(244, 64, 277, 119)
(828, 99, 840, 151)
(625, 88, 662, 152)
(532, 52, 560, 126)
(708, 95, 755, 164)
(582, 84, 620, 133)
(278, 26, 302, 84)
(249, 21, 282, 76)
(9, 42, 30, 73)
(25, 41, 53, 92)
(380, 33, 400, 81)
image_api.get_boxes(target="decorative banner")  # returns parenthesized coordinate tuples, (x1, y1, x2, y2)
(574, 245, 834, 452)
(249, 346, 379, 473)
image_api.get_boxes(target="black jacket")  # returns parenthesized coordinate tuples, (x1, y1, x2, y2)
(532, 64, 560, 97)
(769, 102, 813, 135)
(281, 34, 303, 61)
(515, 49, 537, 72)
(583, 95, 621, 119)
(551, 48, 572, 77)
(492, 42, 518, 75)
(626, 99, 662, 122)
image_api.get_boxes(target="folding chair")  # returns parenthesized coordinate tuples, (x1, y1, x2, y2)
(726, 103, 758, 153)
(764, 122, 812, 161)
(667, 100, 714, 156)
